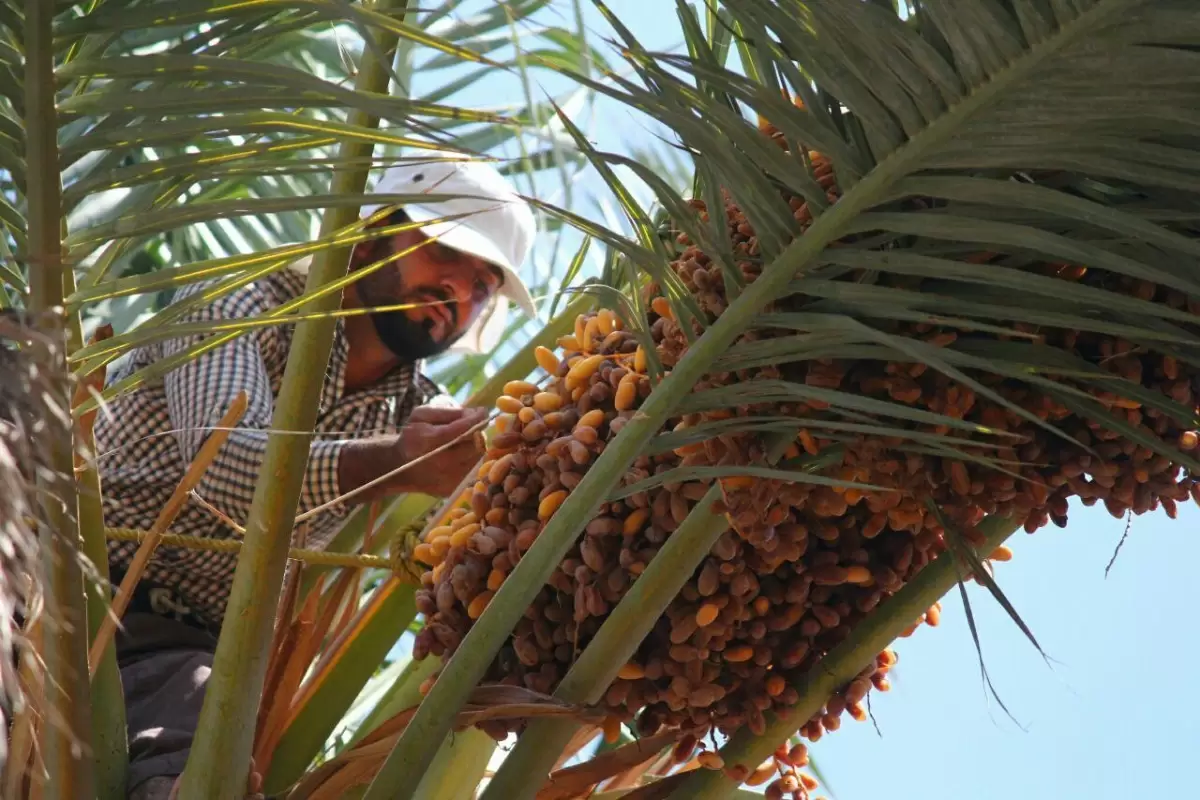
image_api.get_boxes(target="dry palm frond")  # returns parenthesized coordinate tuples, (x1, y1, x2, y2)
(534, 728, 682, 800)
(0, 314, 54, 778)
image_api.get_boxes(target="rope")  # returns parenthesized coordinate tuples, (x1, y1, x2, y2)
(103, 526, 427, 583)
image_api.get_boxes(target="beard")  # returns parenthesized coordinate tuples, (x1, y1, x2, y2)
(351, 226, 464, 361)
(368, 302, 461, 361)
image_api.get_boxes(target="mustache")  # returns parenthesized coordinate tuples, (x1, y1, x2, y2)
(411, 289, 457, 331)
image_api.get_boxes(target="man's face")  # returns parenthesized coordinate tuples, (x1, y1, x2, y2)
(350, 213, 504, 361)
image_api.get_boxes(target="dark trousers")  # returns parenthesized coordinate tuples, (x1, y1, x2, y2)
(116, 613, 217, 796)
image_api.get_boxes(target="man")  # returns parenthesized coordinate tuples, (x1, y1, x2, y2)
(92, 152, 538, 799)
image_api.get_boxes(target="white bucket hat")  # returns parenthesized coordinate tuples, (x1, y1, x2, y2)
(360, 151, 538, 354)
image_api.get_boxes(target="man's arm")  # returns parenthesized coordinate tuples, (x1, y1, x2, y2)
(160, 285, 486, 525)
(160, 283, 367, 525)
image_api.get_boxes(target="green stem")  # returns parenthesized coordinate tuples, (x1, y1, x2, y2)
(350, 653, 441, 748)
(175, 4, 408, 797)
(262, 583, 417, 796)
(80, 508, 129, 800)
(361, 9, 1090, 779)
(361, 79, 909, 796)
(412, 728, 496, 800)
(668, 515, 1021, 800)
(65, 280, 127, 798)
(25, 1, 97, 797)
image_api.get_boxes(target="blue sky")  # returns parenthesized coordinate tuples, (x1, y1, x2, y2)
(409, 3, 1199, 797)
(813, 499, 1198, 800)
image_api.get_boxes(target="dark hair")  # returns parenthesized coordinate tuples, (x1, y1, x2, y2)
(353, 207, 411, 270)
(380, 207, 410, 226)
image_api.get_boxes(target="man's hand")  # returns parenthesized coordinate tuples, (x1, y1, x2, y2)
(338, 405, 487, 503)
(393, 406, 488, 497)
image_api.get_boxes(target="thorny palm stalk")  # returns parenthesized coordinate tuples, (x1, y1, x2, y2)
(23, 1, 95, 798)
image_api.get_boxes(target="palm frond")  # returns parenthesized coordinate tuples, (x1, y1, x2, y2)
(372, 2, 1200, 796)
(0, 1, 604, 399)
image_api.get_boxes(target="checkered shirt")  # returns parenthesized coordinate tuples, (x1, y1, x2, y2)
(93, 268, 452, 633)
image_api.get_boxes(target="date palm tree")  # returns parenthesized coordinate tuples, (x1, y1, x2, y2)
(2, 1, 603, 797)
(3, 1, 1199, 799)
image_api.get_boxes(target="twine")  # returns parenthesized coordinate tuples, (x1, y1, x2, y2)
(103, 526, 427, 584)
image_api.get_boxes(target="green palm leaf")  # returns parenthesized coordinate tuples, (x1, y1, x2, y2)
(1, 0, 600, 400)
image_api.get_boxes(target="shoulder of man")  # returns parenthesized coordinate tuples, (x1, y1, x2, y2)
(171, 269, 303, 319)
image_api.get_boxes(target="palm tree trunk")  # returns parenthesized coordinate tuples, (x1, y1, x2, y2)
(25, 1, 95, 797)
